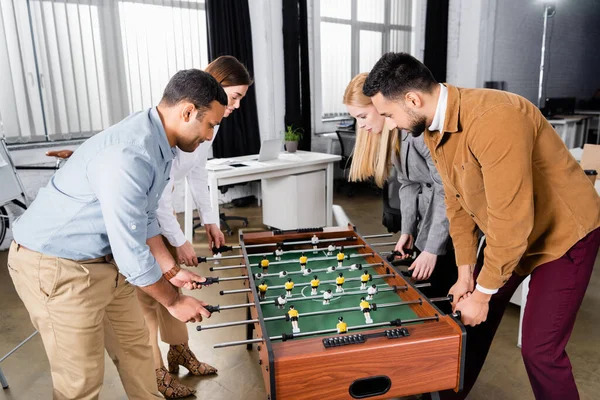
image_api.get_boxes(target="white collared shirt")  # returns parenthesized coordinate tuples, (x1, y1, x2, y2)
(429, 83, 497, 295)
(429, 83, 448, 133)
(156, 128, 220, 248)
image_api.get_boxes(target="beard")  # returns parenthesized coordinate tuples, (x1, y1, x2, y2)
(405, 108, 427, 137)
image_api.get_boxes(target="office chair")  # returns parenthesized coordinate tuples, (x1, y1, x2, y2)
(192, 184, 249, 236)
(335, 128, 357, 197)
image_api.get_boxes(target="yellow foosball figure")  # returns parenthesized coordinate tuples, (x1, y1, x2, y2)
(360, 297, 373, 324)
(299, 253, 308, 270)
(288, 305, 300, 333)
(284, 278, 294, 298)
(335, 272, 345, 293)
(337, 316, 348, 334)
(261, 255, 269, 273)
(336, 246, 345, 267)
(310, 275, 320, 296)
(360, 271, 371, 290)
(258, 280, 268, 300)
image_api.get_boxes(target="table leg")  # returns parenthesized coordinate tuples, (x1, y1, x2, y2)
(209, 178, 220, 228)
(326, 163, 334, 227)
(517, 275, 530, 348)
(184, 178, 194, 243)
(0, 366, 8, 389)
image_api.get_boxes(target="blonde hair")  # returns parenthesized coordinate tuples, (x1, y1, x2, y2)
(343, 73, 399, 188)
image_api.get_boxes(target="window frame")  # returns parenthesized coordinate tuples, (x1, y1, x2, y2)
(311, 0, 426, 134)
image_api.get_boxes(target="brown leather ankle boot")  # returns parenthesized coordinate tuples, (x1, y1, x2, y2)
(167, 343, 218, 376)
(155, 366, 196, 399)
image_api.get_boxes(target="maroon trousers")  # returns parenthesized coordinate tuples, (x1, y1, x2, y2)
(440, 227, 600, 400)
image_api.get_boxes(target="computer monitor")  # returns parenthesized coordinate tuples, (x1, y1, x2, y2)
(545, 97, 576, 117)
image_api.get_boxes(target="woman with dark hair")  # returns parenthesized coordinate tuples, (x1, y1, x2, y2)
(140, 56, 253, 398)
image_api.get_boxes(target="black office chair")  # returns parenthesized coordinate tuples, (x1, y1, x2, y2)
(335, 128, 357, 197)
(192, 185, 249, 237)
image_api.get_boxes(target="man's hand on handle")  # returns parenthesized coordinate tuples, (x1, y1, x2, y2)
(166, 294, 211, 323)
(176, 241, 199, 266)
(205, 224, 225, 249)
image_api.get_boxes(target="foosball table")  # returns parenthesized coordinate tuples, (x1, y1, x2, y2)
(196, 225, 466, 400)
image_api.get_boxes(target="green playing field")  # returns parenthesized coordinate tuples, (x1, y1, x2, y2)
(247, 247, 421, 339)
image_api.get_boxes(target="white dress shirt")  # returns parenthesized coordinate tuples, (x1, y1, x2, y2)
(157, 127, 220, 248)
(428, 83, 497, 295)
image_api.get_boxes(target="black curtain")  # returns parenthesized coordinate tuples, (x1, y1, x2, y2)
(282, 0, 311, 150)
(205, 0, 261, 158)
(423, 0, 449, 83)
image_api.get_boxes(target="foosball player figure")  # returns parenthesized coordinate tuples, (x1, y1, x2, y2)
(310, 275, 320, 296)
(336, 247, 345, 267)
(367, 284, 378, 300)
(360, 297, 373, 324)
(299, 252, 308, 271)
(258, 280, 268, 301)
(274, 245, 284, 262)
(323, 289, 333, 305)
(337, 317, 348, 334)
(212, 251, 222, 265)
(276, 294, 287, 309)
(311, 234, 319, 254)
(261, 255, 269, 273)
(336, 272, 345, 293)
(284, 278, 294, 298)
(288, 305, 300, 334)
(360, 271, 371, 290)
(327, 243, 336, 256)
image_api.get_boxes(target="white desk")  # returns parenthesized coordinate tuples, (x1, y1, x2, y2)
(548, 115, 590, 149)
(575, 110, 600, 144)
(184, 151, 341, 242)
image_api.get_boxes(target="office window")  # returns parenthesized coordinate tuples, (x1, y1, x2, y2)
(315, 0, 415, 123)
(0, 0, 208, 144)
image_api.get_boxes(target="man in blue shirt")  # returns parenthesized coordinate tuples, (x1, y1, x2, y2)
(7, 69, 227, 399)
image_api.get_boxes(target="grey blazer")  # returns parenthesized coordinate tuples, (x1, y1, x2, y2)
(392, 131, 450, 255)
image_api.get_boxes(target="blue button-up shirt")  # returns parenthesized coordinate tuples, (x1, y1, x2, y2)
(13, 108, 175, 287)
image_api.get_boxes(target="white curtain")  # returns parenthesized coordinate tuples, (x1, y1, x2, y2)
(0, 0, 208, 144)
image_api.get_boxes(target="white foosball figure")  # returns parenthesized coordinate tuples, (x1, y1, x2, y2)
(276, 295, 287, 309)
(302, 268, 312, 276)
(360, 297, 373, 324)
(327, 266, 336, 273)
(275, 246, 284, 262)
(349, 263, 362, 271)
(323, 289, 333, 305)
(288, 305, 300, 334)
(279, 271, 288, 278)
(255, 273, 263, 279)
(213, 252, 222, 265)
(327, 244, 336, 256)
(367, 284, 378, 300)
(311, 235, 319, 254)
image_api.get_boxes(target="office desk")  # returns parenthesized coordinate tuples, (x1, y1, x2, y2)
(184, 151, 341, 242)
(575, 110, 600, 144)
(548, 115, 590, 148)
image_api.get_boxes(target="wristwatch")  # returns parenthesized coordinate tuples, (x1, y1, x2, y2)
(163, 264, 181, 280)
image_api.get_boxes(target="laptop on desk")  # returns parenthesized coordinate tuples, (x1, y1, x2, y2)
(246, 139, 282, 162)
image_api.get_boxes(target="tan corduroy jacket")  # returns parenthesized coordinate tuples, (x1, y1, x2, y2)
(424, 84, 600, 290)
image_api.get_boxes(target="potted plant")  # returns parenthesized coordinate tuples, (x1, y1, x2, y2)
(283, 124, 303, 153)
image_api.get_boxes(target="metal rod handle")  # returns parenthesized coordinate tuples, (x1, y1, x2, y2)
(213, 338, 264, 349)
(196, 318, 259, 331)
(220, 288, 251, 295)
(210, 264, 247, 271)
(363, 233, 393, 239)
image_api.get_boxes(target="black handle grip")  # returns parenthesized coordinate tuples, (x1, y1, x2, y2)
(452, 310, 461, 320)
(212, 245, 233, 254)
(204, 305, 220, 313)
(197, 257, 207, 264)
(193, 277, 219, 286)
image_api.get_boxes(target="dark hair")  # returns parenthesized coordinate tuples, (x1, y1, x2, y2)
(205, 55, 253, 87)
(160, 69, 227, 120)
(363, 52, 437, 100)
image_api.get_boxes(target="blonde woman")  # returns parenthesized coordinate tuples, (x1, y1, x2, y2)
(343, 73, 457, 301)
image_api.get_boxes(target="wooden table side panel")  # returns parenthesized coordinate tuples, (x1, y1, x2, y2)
(274, 333, 460, 399)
